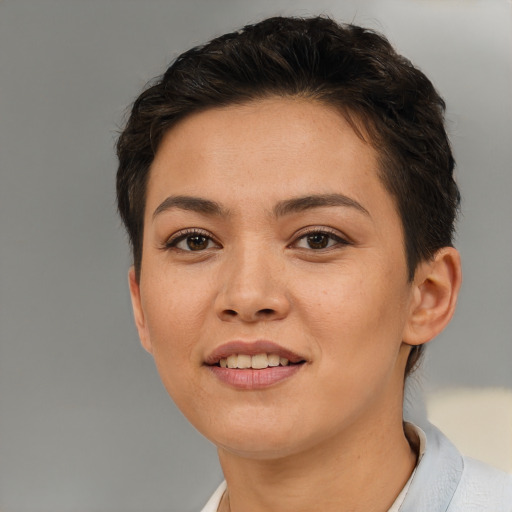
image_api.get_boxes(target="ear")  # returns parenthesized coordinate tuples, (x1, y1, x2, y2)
(403, 247, 462, 346)
(128, 267, 153, 354)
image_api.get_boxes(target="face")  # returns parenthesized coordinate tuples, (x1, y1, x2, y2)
(130, 98, 419, 459)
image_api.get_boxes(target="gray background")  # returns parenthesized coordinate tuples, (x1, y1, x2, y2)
(1, 1, 511, 511)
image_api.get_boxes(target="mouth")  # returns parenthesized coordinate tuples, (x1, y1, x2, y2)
(215, 353, 304, 369)
(205, 341, 307, 389)
(205, 340, 306, 367)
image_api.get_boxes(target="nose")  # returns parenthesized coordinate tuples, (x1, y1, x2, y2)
(214, 244, 291, 323)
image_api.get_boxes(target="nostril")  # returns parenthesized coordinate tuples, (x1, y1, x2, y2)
(221, 308, 276, 320)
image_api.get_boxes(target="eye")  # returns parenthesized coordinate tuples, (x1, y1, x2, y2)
(165, 229, 220, 252)
(293, 230, 349, 250)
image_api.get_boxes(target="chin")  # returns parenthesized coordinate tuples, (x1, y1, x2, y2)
(192, 413, 301, 459)
(217, 434, 307, 460)
(202, 413, 339, 461)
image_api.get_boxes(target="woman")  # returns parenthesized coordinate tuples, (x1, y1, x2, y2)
(116, 16, 512, 511)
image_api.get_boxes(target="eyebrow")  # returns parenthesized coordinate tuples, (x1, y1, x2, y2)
(152, 195, 228, 219)
(273, 193, 370, 217)
(152, 193, 370, 220)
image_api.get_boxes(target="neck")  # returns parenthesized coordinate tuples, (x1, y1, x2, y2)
(217, 397, 416, 512)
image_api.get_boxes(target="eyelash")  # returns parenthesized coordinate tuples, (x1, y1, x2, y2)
(164, 228, 221, 252)
(163, 226, 350, 253)
(291, 227, 350, 251)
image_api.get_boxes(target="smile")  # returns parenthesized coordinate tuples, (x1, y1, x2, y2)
(205, 340, 306, 367)
(218, 353, 295, 369)
(205, 341, 307, 389)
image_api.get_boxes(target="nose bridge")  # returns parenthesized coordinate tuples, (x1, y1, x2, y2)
(215, 236, 289, 322)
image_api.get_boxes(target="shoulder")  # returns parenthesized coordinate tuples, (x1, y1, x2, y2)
(401, 423, 512, 512)
(447, 456, 512, 512)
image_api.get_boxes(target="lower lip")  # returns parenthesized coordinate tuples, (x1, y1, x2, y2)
(207, 365, 303, 389)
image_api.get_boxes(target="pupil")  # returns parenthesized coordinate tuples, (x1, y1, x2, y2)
(307, 233, 328, 249)
(187, 235, 208, 250)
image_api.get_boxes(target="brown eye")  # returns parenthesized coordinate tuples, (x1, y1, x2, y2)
(293, 230, 349, 251)
(186, 235, 209, 251)
(306, 233, 329, 249)
(166, 230, 220, 252)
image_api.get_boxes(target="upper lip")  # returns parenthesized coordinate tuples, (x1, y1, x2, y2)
(204, 340, 306, 366)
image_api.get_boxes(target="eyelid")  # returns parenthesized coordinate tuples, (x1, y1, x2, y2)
(289, 226, 352, 248)
(163, 228, 221, 250)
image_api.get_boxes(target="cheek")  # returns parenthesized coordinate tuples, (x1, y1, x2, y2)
(142, 270, 211, 360)
(295, 263, 408, 361)
(296, 265, 379, 324)
(142, 278, 209, 405)
(296, 273, 408, 424)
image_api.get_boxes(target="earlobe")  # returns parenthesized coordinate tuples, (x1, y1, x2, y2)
(403, 247, 462, 346)
(128, 267, 153, 354)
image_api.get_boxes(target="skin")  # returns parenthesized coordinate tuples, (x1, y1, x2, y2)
(129, 97, 461, 512)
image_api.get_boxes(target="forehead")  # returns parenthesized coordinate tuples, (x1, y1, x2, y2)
(146, 98, 390, 211)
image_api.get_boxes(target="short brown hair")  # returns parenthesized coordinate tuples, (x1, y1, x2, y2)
(116, 16, 460, 375)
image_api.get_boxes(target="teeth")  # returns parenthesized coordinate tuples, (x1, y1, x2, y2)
(268, 354, 280, 366)
(227, 354, 238, 368)
(237, 354, 252, 369)
(251, 353, 268, 369)
(218, 353, 295, 369)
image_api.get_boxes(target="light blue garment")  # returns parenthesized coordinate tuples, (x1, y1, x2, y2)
(401, 423, 512, 511)
(200, 423, 512, 511)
